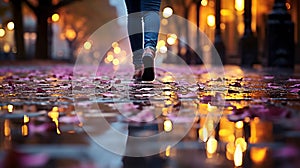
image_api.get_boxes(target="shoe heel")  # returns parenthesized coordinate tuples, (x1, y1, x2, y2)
(142, 55, 155, 81)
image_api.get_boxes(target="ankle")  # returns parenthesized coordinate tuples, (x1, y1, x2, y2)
(143, 47, 156, 58)
(134, 64, 143, 70)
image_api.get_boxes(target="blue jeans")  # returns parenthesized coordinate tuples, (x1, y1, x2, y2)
(125, 0, 161, 67)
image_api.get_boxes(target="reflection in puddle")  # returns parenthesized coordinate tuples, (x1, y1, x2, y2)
(0, 65, 300, 167)
(48, 106, 61, 135)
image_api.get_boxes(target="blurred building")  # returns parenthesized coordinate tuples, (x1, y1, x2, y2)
(161, 0, 300, 65)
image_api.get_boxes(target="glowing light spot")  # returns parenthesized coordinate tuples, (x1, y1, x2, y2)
(234, 144, 243, 167)
(4, 119, 10, 137)
(163, 7, 173, 18)
(250, 147, 267, 164)
(7, 21, 14, 31)
(201, 0, 208, 6)
(161, 18, 168, 26)
(235, 121, 244, 129)
(48, 107, 61, 134)
(167, 34, 177, 45)
(235, 137, 247, 152)
(3, 43, 10, 53)
(207, 15, 215, 27)
(235, 0, 245, 12)
(112, 58, 119, 65)
(104, 58, 110, 64)
(159, 46, 168, 54)
(51, 13, 60, 22)
(23, 115, 30, 124)
(8, 104, 13, 113)
(286, 3, 291, 10)
(244, 117, 250, 123)
(84, 41, 92, 50)
(157, 40, 166, 49)
(165, 145, 171, 157)
(107, 53, 114, 62)
(220, 23, 226, 30)
(114, 46, 121, 54)
(221, 9, 233, 16)
(65, 28, 76, 41)
(254, 117, 260, 123)
(22, 125, 28, 136)
(164, 119, 173, 132)
(199, 127, 208, 142)
(206, 136, 218, 154)
(112, 42, 119, 48)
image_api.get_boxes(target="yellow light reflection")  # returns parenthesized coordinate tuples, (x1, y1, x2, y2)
(164, 119, 173, 132)
(237, 22, 244, 36)
(234, 144, 243, 167)
(201, 0, 208, 6)
(249, 118, 273, 143)
(48, 107, 61, 134)
(206, 136, 218, 157)
(235, 137, 247, 152)
(207, 103, 218, 112)
(207, 15, 215, 27)
(235, 121, 244, 129)
(244, 117, 250, 123)
(165, 145, 171, 157)
(114, 46, 121, 54)
(84, 41, 92, 50)
(7, 21, 14, 31)
(107, 55, 114, 62)
(3, 43, 11, 53)
(51, 13, 60, 22)
(0, 28, 5, 37)
(226, 142, 235, 160)
(22, 124, 28, 136)
(162, 74, 175, 83)
(286, 2, 291, 10)
(24, 115, 30, 123)
(112, 58, 120, 66)
(220, 23, 226, 30)
(220, 9, 233, 16)
(163, 91, 172, 96)
(162, 7, 173, 18)
(4, 119, 11, 137)
(199, 126, 208, 142)
(219, 117, 235, 143)
(167, 34, 177, 45)
(250, 147, 267, 164)
(164, 100, 173, 106)
(161, 18, 168, 26)
(235, 0, 244, 11)
(65, 28, 76, 41)
(157, 40, 166, 48)
(159, 46, 167, 54)
(111, 42, 119, 48)
(7, 104, 13, 113)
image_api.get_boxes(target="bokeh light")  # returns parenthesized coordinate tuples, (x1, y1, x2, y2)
(163, 7, 173, 18)
(7, 21, 14, 31)
(207, 15, 215, 27)
(52, 13, 60, 22)
(0, 28, 5, 37)
(84, 41, 92, 50)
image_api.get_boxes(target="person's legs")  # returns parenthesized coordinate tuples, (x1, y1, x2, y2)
(141, 0, 161, 81)
(141, 0, 161, 49)
(125, 0, 143, 74)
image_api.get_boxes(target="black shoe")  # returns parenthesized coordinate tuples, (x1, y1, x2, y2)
(142, 47, 155, 81)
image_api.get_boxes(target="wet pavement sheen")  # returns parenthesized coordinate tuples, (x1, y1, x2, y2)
(0, 64, 300, 168)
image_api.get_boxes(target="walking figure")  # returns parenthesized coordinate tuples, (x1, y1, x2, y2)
(125, 0, 161, 81)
